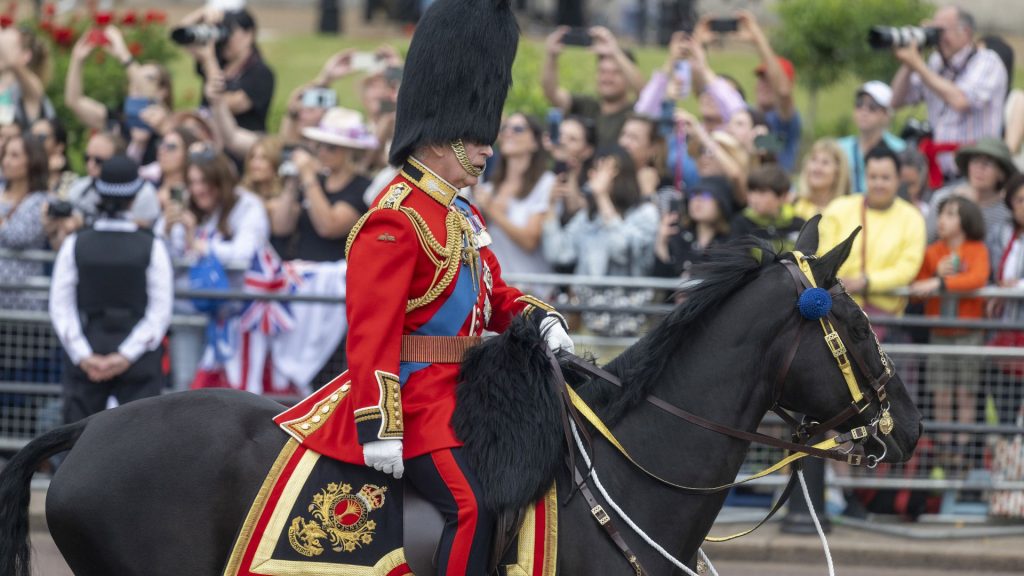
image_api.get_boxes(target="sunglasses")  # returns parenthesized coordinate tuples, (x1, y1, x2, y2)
(31, 132, 51, 143)
(855, 98, 885, 113)
(501, 124, 528, 134)
(85, 155, 108, 166)
(688, 190, 714, 200)
(160, 141, 180, 152)
(315, 141, 344, 153)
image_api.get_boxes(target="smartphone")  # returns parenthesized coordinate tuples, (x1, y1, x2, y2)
(709, 18, 739, 33)
(553, 160, 569, 177)
(546, 107, 563, 145)
(562, 27, 593, 47)
(674, 60, 692, 100)
(301, 87, 338, 109)
(124, 96, 155, 132)
(378, 99, 397, 114)
(170, 184, 187, 205)
(657, 186, 683, 215)
(351, 51, 381, 72)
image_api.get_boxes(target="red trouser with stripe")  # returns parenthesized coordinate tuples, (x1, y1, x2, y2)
(405, 447, 494, 575)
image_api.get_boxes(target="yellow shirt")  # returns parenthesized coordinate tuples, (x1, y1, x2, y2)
(818, 195, 926, 315)
(792, 197, 826, 222)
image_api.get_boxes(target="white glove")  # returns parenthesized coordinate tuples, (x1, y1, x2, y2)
(363, 439, 404, 479)
(540, 315, 575, 355)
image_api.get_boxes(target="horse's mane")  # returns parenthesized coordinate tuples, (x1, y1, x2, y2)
(572, 238, 780, 425)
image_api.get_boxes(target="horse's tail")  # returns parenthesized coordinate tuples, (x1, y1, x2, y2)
(0, 419, 88, 576)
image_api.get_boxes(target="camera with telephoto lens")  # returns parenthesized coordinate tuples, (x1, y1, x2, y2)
(170, 22, 231, 46)
(868, 26, 942, 50)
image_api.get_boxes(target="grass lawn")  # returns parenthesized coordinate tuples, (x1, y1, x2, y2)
(168, 32, 1023, 145)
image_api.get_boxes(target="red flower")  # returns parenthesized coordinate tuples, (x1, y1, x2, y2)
(0, 15, 12, 29)
(94, 11, 112, 26)
(143, 10, 166, 24)
(43, 3, 56, 18)
(128, 41, 142, 57)
(121, 10, 137, 26)
(53, 26, 74, 48)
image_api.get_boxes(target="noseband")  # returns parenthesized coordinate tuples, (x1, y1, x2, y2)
(777, 252, 895, 467)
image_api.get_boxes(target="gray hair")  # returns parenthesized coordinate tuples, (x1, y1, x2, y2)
(955, 7, 976, 35)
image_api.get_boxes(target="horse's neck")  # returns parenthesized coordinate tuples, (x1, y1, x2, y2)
(586, 313, 779, 570)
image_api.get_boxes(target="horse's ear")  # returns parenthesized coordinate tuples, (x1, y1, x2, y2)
(814, 226, 861, 286)
(794, 215, 822, 256)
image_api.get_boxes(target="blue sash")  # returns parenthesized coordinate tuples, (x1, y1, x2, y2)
(399, 199, 481, 386)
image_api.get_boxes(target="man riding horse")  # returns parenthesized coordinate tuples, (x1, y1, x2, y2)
(273, 1, 573, 574)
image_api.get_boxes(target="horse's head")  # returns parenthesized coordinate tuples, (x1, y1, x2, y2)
(774, 216, 922, 465)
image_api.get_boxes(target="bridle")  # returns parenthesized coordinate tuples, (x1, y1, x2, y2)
(775, 251, 896, 467)
(564, 251, 898, 476)
(558, 251, 903, 574)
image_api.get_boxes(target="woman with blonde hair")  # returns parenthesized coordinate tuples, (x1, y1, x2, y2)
(793, 138, 851, 221)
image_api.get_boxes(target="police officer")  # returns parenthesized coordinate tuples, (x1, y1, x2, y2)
(50, 155, 174, 424)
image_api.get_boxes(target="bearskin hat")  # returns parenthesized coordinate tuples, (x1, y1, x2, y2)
(388, 0, 520, 167)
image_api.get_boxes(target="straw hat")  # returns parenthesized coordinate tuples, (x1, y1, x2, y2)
(302, 107, 379, 150)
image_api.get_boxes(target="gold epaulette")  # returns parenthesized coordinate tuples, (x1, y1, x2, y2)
(344, 182, 413, 260)
(345, 182, 479, 313)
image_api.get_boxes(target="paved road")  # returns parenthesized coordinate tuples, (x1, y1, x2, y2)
(29, 531, 1022, 576)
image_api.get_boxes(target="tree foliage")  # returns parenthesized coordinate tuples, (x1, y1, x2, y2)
(773, 0, 933, 93)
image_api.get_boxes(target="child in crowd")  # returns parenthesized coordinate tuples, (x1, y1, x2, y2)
(730, 164, 805, 252)
(910, 196, 989, 447)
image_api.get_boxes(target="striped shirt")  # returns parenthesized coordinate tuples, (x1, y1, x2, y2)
(905, 44, 1007, 176)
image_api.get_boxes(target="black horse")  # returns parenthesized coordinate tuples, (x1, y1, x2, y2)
(0, 221, 921, 575)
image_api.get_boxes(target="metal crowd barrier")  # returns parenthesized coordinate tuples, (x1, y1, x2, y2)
(1, 249, 1023, 522)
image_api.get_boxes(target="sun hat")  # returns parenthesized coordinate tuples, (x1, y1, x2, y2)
(302, 107, 379, 150)
(955, 137, 1018, 178)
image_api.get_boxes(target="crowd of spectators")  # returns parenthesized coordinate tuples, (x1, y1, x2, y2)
(1, 4, 1024, 454)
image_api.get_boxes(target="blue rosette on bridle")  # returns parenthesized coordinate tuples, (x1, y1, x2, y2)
(798, 287, 833, 320)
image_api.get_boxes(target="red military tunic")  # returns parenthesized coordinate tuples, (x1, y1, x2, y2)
(275, 157, 553, 463)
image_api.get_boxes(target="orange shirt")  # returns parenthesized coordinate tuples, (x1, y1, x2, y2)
(915, 239, 989, 334)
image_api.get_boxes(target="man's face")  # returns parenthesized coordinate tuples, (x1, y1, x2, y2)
(853, 93, 890, 134)
(865, 157, 900, 208)
(755, 75, 775, 111)
(933, 7, 971, 58)
(595, 57, 628, 103)
(85, 136, 115, 179)
(430, 142, 493, 188)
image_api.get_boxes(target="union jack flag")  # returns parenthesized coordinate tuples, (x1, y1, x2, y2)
(240, 247, 304, 336)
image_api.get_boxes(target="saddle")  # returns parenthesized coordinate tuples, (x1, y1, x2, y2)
(222, 439, 557, 576)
